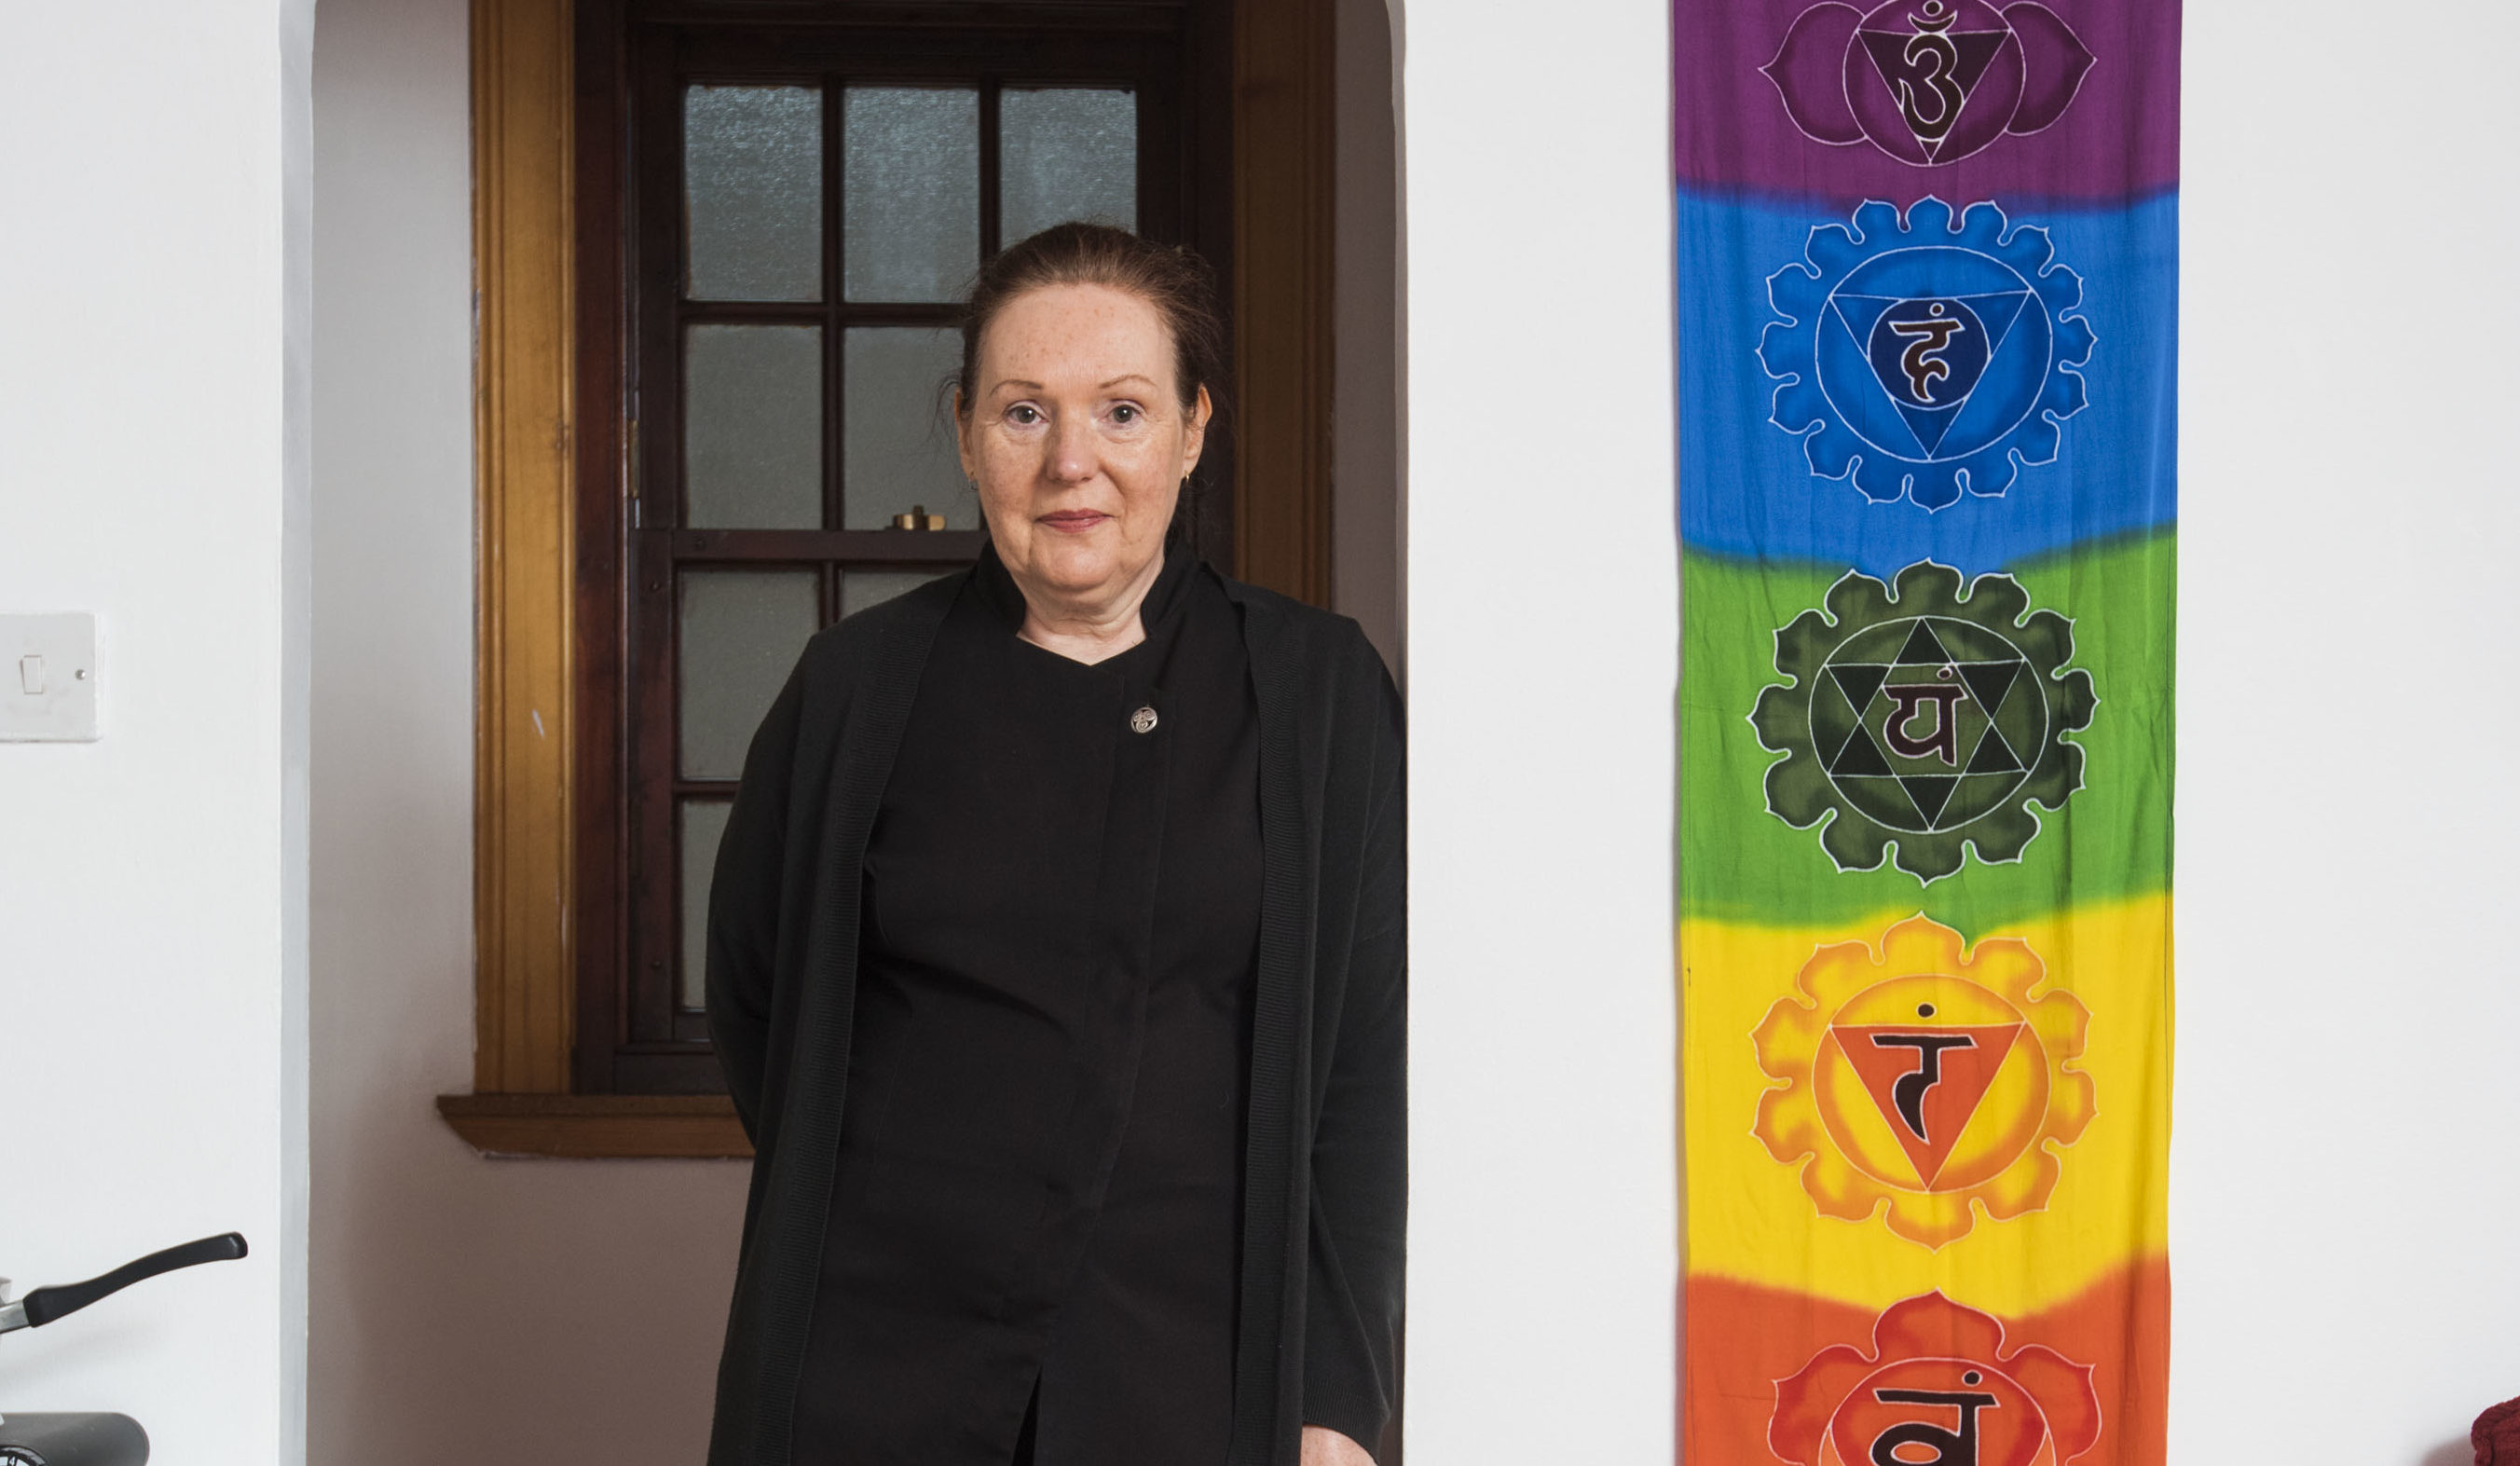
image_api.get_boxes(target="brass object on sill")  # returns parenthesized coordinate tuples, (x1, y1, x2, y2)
(891, 504, 947, 531)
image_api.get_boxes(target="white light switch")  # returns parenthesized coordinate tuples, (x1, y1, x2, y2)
(1, 614, 98, 742)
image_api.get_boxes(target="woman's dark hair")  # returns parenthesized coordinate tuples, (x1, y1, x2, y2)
(952, 222, 1227, 420)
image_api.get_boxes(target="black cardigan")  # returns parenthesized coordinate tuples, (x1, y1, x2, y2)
(703, 568, 1406, 1466)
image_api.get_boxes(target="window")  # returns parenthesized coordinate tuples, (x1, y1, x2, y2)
(602, 17, 1218, 1095)
(446, 0, 1327, 1155)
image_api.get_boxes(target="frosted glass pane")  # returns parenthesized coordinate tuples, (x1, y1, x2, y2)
(842, 569, 956, 622)
(842, 327, 977, 529)
(843, 88, 979, 302)
(685, 86, 823, 301)
(686, 324, 822, 529)
(1000, 89, 1137, 241)
(679, 569, 818, 780)
(679, 799, 733, 1009)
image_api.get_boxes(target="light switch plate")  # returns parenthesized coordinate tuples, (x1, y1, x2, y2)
(1, 613, 99, 742)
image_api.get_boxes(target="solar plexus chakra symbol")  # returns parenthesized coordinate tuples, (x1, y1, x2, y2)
(1753, 915, 2095, 1249)
(1763, 0, 2097, 167)
(1770, 1292, 2102, 1466)
(1752, 561, 2094, 882)
(1760, 199, 2096, 511)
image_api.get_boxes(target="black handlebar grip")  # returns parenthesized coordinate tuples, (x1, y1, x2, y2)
(21, 1233, 249, 1329)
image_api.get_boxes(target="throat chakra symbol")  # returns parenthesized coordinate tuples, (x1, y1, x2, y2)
(1761, 199, 2095, 510)
(1751, 561, 2095, 883)
(1751, 915, 2096, 1251)
(1763, 0, 2096, 167)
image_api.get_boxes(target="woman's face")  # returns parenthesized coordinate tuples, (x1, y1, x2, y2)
(959, 282, 1210, 611)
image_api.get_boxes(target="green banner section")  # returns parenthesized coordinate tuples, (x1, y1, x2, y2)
(1680, 528, 2175, 932)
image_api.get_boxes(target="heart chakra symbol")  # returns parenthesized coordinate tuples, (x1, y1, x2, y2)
(1760, 198, 2096, 510)
(1751, 561, 2095, 883)
(1763, 0, 2096, 167)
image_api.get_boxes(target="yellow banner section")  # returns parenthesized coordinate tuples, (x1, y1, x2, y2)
(1682, 895, 2171, 1318)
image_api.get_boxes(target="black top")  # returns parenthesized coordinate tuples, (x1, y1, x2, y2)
(704, 558, 1404, 1466)
(791, 541, 1262, 1465)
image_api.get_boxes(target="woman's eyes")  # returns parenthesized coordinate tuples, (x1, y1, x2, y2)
(998, 403, 1149, 429)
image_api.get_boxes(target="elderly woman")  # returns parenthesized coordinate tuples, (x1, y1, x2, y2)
(703, 224, 1404, 1466)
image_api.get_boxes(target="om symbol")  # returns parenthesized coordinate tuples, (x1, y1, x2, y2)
(1887, 3, 1969, 143)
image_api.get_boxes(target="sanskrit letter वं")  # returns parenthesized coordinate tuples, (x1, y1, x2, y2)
(1868, 1388, 1998, 1466)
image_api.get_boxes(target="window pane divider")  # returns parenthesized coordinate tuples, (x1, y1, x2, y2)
(669, 528, 987, 561)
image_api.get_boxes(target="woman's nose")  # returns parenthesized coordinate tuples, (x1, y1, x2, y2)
(1046, 414, 1097, 484)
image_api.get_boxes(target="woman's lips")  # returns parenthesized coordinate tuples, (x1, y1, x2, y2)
(1037, 510, 1111, 534)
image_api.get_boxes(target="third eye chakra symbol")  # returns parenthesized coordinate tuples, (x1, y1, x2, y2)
(1751, 915, 2096, 1251)
(1763, 0, 2097, 167)
(1760, 198, 2096, 510)
(1751, 560, 2096, 883)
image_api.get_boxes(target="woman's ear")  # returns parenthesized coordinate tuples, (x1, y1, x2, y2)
(1179, 384, 1212, 476)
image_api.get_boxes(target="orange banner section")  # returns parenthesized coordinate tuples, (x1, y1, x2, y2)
(1685, 1258, 2168, 1466)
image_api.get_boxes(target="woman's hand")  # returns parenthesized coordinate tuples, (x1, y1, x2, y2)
(1301, 1424, 1376, 1466)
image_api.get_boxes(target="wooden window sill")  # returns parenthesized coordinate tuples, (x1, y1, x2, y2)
(436, 1093, 754, 1159)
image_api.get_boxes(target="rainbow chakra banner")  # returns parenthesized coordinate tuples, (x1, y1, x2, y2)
(1674, 2, 2177, 1462)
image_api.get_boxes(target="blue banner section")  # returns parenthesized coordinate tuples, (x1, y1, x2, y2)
(1678, 189, 2176, 576)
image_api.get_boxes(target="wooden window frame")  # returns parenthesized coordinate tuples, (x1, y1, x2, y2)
(441, 0, 1333, 1159)
(609, 10, 1212, 1096)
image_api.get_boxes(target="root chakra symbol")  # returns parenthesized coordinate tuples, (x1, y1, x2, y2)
(1751, 915, 2095, 1250)
(1751, 560, 2094, 882)
(1770, 1292, 2103, 1466)
(1763, 0, 2097, 167)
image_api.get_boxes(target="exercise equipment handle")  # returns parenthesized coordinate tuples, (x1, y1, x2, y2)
(17, 1234, 248, 1330)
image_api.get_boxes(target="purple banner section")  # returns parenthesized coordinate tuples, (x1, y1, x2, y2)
(1674, 0, 2178, 205)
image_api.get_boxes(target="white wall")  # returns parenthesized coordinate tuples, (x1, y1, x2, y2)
(1396, 2, 2520, 1464)
(1396, 1, 1682, 1459)
(0, 2, 312, 1462)
(2174, 3, 2520, 1462)
(306, 3, 750, 1463)
(281, 1, 2520, 1462)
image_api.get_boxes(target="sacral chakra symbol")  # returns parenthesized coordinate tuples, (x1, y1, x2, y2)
(1771, 1292, 2102, 1466)
(1752, 914, 2093, 1249)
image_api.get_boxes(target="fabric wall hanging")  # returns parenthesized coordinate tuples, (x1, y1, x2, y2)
(1674, 2, 2177, 1461)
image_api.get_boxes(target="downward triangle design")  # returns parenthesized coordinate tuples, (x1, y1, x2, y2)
(1884, 293, 2033, 457)
(1964, 723, 2025, 774)
(1830, 663, 1892, 717)
(1835, 1022, 2025, 1187)
(1856, 28, 2012, 160)
(1901, 773, 1960, 825)
(1832, 295, 1904, 353)
(1893, 399, 1968, 458)
(1831, 724, 1897, 778)
(1962, 292, 2032, 360)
